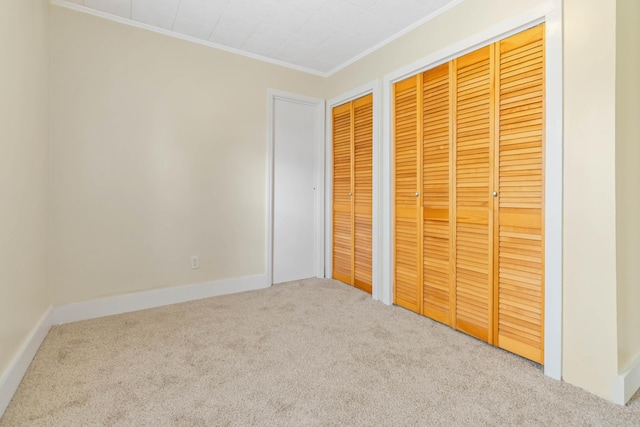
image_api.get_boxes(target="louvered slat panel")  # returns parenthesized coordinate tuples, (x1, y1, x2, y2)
(496, 24, 545, 363)
(394, 76, 420, 312)
(353, 94, 373, 293)
(422, 63, 452, 325)
(455, 46, 493, 342)
(332, 103, 352, 284)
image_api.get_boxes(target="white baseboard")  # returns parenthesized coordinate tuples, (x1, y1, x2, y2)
(612, 354, 640, 405)
(51, 274, 268, 325)
(0, 307, 53, 418)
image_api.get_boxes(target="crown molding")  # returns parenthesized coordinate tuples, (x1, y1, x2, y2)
(50, 0, 465, 78)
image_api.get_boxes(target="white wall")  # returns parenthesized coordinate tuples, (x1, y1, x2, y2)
(562, 0, 620, 399)
(0, 0, 51, 389)
(616, 0, 640, 372)
(49, 6, 327, 305)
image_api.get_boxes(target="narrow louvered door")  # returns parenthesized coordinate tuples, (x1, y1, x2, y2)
(454, 46, 494, 342)
(332, 103, 352, 284)
(353, 94, 373, 293)
(494, 24, 545, 363)
(332, 95, 373, 293)
(422, 63, 454, 325)
(394, 76, 421, 312)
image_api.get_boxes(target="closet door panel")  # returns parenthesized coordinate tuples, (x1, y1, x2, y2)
(454, 46, 493, 342)
(353, 94, 373, 293)
(422, 63, 453, 325)
(394, 76, 421, 312)
(496, 24, 545, 363)
(332, 103, 353, 284)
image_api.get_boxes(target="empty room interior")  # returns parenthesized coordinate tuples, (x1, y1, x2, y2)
(1, 0, 640, 424)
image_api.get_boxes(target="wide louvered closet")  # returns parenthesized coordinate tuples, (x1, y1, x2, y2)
(332, 94, 373, 294)
(393, 24, 545, 363)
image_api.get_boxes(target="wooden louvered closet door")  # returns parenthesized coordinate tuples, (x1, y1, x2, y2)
(332, 103, 352, 285)
(393, 76, 421, 312)
(332, 94, 373, 294)
(422, 63, 453, 325)
(392, 24, 545, 364)
(494, 25, 545, 363)
(454, 45, 495, 342)
(353, 94, 373, 293)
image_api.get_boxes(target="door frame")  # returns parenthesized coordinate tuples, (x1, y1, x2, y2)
(267, 89, 326, 286)
(325, 81, 381, 299)
(381, 0, 563, 380)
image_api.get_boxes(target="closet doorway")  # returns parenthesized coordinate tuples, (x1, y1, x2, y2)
(331, 93, 374, 294)
(392, 24, 546, 363)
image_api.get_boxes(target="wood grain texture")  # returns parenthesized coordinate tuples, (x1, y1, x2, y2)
(332, 103, 352, 284)
(495, 24, 545, 363)
(454, 45, 493, 342)
(331, 95, 373, 294)
(422, 63, 453, 325)
(393, 76, 421, 312)
(353, 94, 373, 294)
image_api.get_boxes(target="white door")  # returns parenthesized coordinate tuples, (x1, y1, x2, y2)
(272, 96, 323, 284)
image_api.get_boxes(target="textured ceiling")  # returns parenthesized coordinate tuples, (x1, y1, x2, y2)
(57, 0, 461, 75)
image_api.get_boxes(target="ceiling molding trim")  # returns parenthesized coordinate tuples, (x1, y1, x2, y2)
(325, 0, 465, 76)
(50, 0, 330, 77)
(50, 0, 464, 78)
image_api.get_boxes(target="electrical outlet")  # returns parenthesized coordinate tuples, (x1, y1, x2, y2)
(191, 256, 199, 269)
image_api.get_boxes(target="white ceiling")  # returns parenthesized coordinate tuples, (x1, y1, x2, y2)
(58, 0, 461, 75)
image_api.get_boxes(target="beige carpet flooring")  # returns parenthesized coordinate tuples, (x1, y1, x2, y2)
(1, 278, 639, 426)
